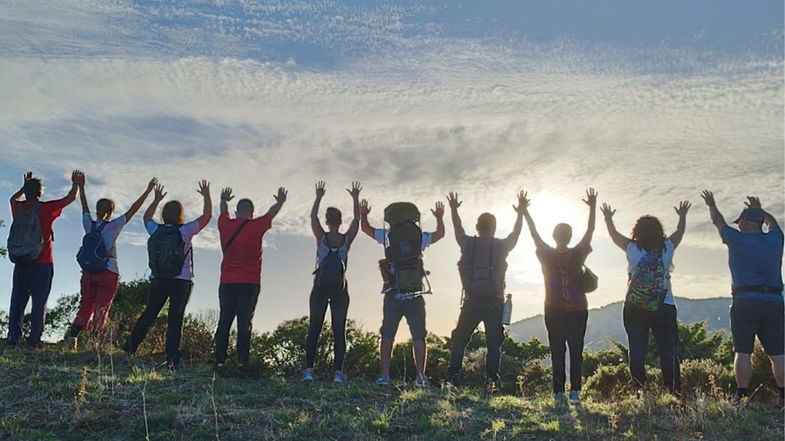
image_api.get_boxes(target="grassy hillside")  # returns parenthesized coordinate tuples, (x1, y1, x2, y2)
(0, 344, 781, 441)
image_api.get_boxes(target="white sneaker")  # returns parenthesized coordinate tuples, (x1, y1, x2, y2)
(415, 375, 429, 388)
(569, 390, 581, 405)
(333, 371, 348, 384)
(375, 374, 391, 386)
(301, 369, 316, 382)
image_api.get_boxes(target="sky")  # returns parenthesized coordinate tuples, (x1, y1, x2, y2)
(0, 0, 783, 340)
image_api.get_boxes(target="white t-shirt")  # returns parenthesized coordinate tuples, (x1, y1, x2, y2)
(82, 213, 126, 274)
(372, 228, 433, 250)
(625, 239, 676, 306)
(145, 219, 203, 280)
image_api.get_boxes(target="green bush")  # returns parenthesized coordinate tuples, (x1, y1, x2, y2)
(679, 358, 734, 397)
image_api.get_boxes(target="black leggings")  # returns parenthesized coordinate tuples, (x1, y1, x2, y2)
(305, 280, 350, 371)
(544, 306, 588, 393)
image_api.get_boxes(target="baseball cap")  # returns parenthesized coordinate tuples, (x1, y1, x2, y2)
(733, 207, 764, 224)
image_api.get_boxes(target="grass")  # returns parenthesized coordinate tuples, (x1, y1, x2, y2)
(0, 344, 782, 441)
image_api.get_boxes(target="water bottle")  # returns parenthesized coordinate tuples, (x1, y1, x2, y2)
(501, 294, 512, 326)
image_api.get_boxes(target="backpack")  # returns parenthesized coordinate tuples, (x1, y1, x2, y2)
(147, 224, 188, 278)
(625, 247, 667, 311)
(76, 221, 110, 273)
(458, 237, 507, 300)
(7, 202, 44, 264)
(383, 202, 430, 295)
(316, 234, 346, 285)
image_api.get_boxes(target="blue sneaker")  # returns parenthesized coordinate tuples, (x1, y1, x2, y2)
(333, 371, 348, 384)
(301, 369, 316, 382)
(569, 390, 581, 405)
(375, 374, 391, 386)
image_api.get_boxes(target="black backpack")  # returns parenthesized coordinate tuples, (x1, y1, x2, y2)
(317, 234, 346, 285)
(147, 224, 188, 278)
(76, 221, 110, 273)
(458, 236, 507, 300)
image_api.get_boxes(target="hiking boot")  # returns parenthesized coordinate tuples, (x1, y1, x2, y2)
(333, 371, 349, 384)
(569, 391, 581, 405)
(301, 369, 316, 382)
(66, 336, 78, 351)
(375, 374, 391, 386)
(26, 339, 42, 350)
(553, 392, 566, 403)
(415, 375, 429, 388)
(485, 378, 499, 395)
(731, 391, 748, 406)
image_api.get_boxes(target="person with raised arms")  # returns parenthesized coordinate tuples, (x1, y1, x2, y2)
(445, 190, 525, 389)
(360, 197, 444, 387)
(214, 185, 286, 368)
(64, 176, 158, 348)
(602, 200, 691, 395)
(701, 191, 784, 407)
(6, 170, 80, 348)
(522, 188, 597, 404)
(123, 180, 212, 371)
(301, 181, 361, 383)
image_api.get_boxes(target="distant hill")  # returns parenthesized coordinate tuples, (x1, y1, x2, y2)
(508, 297, 732, 350)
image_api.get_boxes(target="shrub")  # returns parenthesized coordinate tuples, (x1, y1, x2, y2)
(679, 358, 734, 397)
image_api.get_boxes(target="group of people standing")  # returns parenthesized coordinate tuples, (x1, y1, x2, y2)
(5, 170, 783, 406)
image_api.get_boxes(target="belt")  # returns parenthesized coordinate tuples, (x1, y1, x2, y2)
(731, 285, 783, 296)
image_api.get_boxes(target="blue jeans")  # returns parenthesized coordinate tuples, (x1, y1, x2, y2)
(7, 263, 54, 346)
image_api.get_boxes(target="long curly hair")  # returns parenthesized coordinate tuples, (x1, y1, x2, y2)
(631, 215, 666, 253)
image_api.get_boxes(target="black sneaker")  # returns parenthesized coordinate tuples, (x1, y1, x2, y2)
(731, 391, 748, 406)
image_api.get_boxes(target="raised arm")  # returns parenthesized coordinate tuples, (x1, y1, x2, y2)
(9, 172, 32, 205)
(669, 200, 691, 248)
(578, 188, 597, 246)
(446, 192, 467, 245)
(360, 199, 376, 239)
(219, 187, 234, 218)
(505, 191, 526, 250)
(143, 183, 166, 224)
(745, 196, 779, 230)
(74, 172, 88, 214)
(700, 190, 727, 234)
(60, 170, 82, 207)
(195, 180, 212, 228)
(123, 178, 157, 222)
(601, 203, 631, 250)
(429, 201, 445, 244)
(520, 190, 547, 249)
(345, 181, 362, 245)
(310, 181, 326, 241)
(262, 187, 287, 220)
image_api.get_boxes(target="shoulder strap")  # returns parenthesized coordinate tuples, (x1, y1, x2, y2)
(222, 219, 251, 254)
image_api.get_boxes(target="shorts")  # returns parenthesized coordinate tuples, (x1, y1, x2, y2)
(380, 294, 427, 341)
(730, 298, 784, 355)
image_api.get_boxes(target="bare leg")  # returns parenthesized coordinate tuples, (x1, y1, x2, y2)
(380, 338, 394, 376)
(734, 353, 753, 388)
(769, 354, 785, 387)
(412, 339, 427, 378)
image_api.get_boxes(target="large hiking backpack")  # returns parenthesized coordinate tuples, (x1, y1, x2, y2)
(458, 236, 507, 300)
(383, 202, 430, 295)
(76, 221, 110, 273)
(147, 224, 188, 278)
(625, 247, 667, 311)
(7, 202, 44, 264)
(317, 234, 346, 285)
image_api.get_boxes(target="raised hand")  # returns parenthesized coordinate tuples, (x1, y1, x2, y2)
(360, 199, 371, 216)
(346, 181, 362, 199)
(72, 170, 85, 186)
(154, 183, 167, 200)
(274, 187, 288, 204)
(700, 190, 716, 207)
(23, 171, 33, 182)
(432, 201, 445, 218)
(196, 180, 210, 197)
(221, 187, 234, 201)
(583, 188, 598, 207)
(513, 190, 530, 214)
(446, 192, 462, 210)
(601, 203, 616, 219)
(745, 196, 762, 209)
(315, 181, 326, 198)
(147, 178, 158, 192)
(674, 200, 691, 217)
